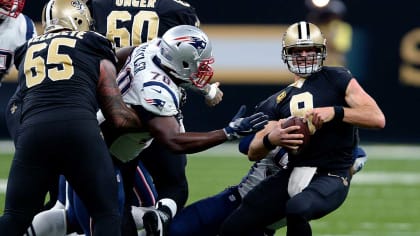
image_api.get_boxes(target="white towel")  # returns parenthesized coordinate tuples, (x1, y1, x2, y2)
(288, 166, 317, 197)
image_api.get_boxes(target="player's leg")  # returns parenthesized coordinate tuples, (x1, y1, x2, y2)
(140, 141, 189, 209)
(62, 120, 121, 236)
(114, 157, 149, 236)
(129, 160, 159, 230)
(169, 186, 241, 236)
(5, 91, 21, 142)
(71, 167, 125, 236)
(285, 170, 350, 236)
(26, 176, 80, 236)
(0, 124, 57, 235)
(131, 160, 158, 207)
(220, 169, 291, 236)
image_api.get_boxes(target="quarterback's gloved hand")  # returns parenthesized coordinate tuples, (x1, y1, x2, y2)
(350, 147, 368, 175)
(224, 105, 268, 140)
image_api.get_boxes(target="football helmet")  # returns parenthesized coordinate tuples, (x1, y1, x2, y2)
(282, 21, 327, 77)
(42, 0, 94, 33)
(0, 0, 25, 19)
(157, 25, 214, 88)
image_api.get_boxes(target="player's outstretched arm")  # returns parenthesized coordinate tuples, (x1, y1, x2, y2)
(148, 105, 268, 154)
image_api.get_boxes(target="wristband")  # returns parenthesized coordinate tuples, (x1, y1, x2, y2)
(263, 133, 276, 150)
(333, 106, 344, 122)
(205, 83, 218, 100)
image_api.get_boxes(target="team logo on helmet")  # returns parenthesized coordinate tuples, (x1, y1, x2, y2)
(71, 0, 84, 10)
(174, 36, 207, 54)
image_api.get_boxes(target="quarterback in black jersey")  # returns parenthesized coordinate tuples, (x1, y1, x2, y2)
(0, 1, 141, 235)
(220, 21, 386, 236)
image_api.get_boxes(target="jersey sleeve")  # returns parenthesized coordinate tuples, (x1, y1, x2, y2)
(254, 90, 287, 121)
(84, 31, 118, 67)
(138, 81, 180, 116)
(157, 0, 200, 36)
(13, 43, 27, 70)
(325, 66, 353, 94)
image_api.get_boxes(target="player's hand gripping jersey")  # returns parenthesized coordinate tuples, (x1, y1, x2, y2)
(105, 39, 185, 162)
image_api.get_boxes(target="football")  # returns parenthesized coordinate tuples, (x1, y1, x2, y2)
(281, 116, 311, 154)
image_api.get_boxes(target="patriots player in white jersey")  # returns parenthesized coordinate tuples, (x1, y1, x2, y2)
(2, 0, 37, 139)
(27, 24, 268, 236)
(108, 24, 268, 236)
(0, 0, 36, 84)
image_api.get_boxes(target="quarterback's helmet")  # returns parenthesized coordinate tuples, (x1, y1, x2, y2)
(42, 0, 94, 33)
(0, 0, 25, 19)
(282, 21, 327, 77)
(157, 25, 214, 88)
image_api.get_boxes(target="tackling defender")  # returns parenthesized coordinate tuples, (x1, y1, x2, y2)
(0, 0, 144, 235)
(86, 0, 223, 213)
(27, 24, 268, 236)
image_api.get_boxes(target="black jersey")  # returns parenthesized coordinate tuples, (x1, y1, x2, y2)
(256, 66, 356, 170)
(88, 0, 199, 48)
(14, 31, 117, 124)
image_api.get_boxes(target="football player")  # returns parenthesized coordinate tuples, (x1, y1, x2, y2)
(219, 21, 385, 236)
(1, 0, 64, 212)
(0, 0, 36, 85)
(86, 0, 223, 213)
(167, 127, 368, 236)
(0, 0, 144, 235)
(2, 0, 36, 138)
(26, 24, 268, 236)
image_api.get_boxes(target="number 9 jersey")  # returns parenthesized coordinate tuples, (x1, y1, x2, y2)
(87, 0, 200, 48)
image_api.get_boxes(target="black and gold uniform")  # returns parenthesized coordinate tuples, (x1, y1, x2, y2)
(0, 31, 121, 236)
(255, 66, 355, 170)
(88, 0, 200, 48)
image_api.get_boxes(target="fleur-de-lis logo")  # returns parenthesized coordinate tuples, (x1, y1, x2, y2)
(71, 0, 84, 10)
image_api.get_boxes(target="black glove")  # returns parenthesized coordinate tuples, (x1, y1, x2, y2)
(224, 105, 268, 140)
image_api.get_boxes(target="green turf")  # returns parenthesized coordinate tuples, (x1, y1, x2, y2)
(1, 147, 420, 236)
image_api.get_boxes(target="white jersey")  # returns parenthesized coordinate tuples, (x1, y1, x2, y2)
(0, 14, 36, 82)
(108, 39, 185, 162)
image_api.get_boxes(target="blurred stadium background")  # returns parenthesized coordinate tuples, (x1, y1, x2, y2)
(1, 0, 420, 235)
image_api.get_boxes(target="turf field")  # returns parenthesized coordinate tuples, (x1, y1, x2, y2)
(1, 142, 419, 236)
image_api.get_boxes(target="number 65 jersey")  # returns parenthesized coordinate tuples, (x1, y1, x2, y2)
(105, 39, 185, 162)
(14, 31, 117, 124)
